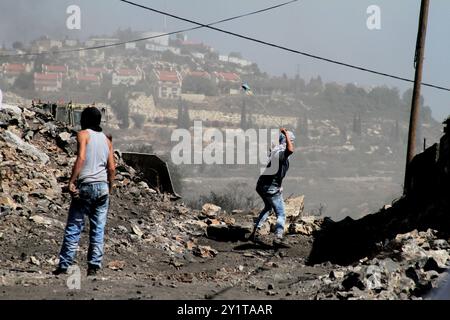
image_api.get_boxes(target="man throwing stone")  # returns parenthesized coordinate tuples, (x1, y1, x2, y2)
(250, 128, 295, 247)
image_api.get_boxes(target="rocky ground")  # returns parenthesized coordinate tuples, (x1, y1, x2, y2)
(1, 104, 450, 300)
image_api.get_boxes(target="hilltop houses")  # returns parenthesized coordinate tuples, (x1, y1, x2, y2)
(1, 32, 256, 102)
(42, 64, 69, 78)
(1, 63, 31, 84)
(112, 67, 144, 86)
(34, 73, 62, 92)
(153, 70, 183, 99)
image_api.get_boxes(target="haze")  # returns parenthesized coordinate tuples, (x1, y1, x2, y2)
(0, 0, 448, 120)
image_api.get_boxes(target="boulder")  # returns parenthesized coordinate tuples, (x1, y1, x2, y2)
(284, 195, 305, 222)
(426, 250, 450, 268)
(289, 221, 315, 236)
(341, 272, 365, 291)
(29, 215, 65, 229)
(201, 203, 221, 218)
(192, 245, 218, 259)
(1, 130, 49, 164)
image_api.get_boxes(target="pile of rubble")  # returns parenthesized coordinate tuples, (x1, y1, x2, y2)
(313, 229, 450, 300)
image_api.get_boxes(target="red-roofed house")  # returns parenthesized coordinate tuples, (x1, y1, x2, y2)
(112, 67, 144, 86)
(215, 72, 240, 82)
(2, 63, 30, 84)
(84, 67, 108, 76)
(34, 73, 62, 92)
(214, 72, 241, 95)
(153, 70, 182, 99)
(76, 74, 101, 87)
(42, 64, 69, 77)
(188, 71, 211, 79)
(2, 63, 28, 76)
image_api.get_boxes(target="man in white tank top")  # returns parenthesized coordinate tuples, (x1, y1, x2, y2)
(54, 107, 115, 276)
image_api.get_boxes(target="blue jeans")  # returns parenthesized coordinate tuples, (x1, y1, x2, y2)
(58, 182, 109, 269)
(254, 187, 286, 237)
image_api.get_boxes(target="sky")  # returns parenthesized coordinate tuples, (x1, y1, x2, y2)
(0, 0, 449, 121)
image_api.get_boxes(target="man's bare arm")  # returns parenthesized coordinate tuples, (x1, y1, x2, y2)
(68, 131, 89, 193)
(106, 139, 116, 193)
(281, 128, 294, 155)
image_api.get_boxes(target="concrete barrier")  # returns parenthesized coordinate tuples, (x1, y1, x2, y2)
(121, 152, 181, 199)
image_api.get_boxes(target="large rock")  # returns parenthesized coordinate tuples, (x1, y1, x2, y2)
(56, 132, 76, 155)
(284, 195, 305, 222)
(268, 195, 305, 232)
(288, 216, 322, 236)
(181, 219, 208, 236)
(0, 194, 16, 209)
(1, 130, 49, 164)
(192, 245, 218, 258)
(201, 203, 221, 218)
(426, 250, 450, 268)
(29, 215, 65, 229)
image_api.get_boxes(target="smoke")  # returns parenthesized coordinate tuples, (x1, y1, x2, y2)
(0, 0, 81, 47)
(428, 271, 450, 300)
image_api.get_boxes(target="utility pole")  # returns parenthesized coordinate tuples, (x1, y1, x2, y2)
(404, 0, 430, 195)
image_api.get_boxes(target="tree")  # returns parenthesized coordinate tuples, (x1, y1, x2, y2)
(229, 52, 242, 59)
(182, 75, 218, 96)
(14, 73, 33, 90)
(177, 98, 191, 129)
(294, 74, 306, 95)
(296, 115, 310, 146)
(390, 120, 400, 143)
(340, 125, 348, 144)
(131, 114, 146, 129)
(345, 83, 366, 97)
(368, 86, 401, 110)
(109, 85, 130, 129)
(306, 76, 323, 92)
(352, 113, 362, 136)
(12, 41, 24, 50)
(323, 82, 342, 102)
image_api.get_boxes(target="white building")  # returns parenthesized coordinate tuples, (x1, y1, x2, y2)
(140, 31, 169, 46)
(191, 52, 205, 60)
(33, 38, 63, 51)
(153, 70, 182, 99)
(125, 42, 137, 50)
(112, 67, 144, 86)
(219, 55, 229, 62)
(64, 39, 78, 47)
(218, 55, 252, 67)
(85, 38, 120, 47)
(145, 43, 167, 52)
(229, 56, 252, 67)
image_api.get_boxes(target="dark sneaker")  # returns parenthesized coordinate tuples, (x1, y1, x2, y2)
(52, 267, 68, 276)
(248, 228, 263, 243)
(87, 265, 100, 277)
(273, 237, 290, 248)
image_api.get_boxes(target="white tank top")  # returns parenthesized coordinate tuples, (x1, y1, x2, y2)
(78, 129, 109, 184)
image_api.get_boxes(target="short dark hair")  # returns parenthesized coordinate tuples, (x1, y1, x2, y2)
(80, 107, 102, 132)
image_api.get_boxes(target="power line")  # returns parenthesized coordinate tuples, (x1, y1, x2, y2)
(119, 0, 450, 93)
(0, 0, 298, 58)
